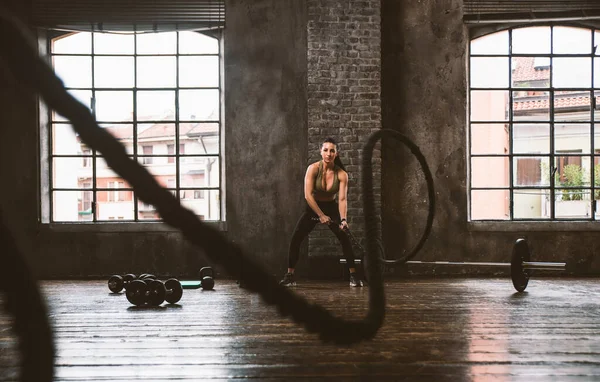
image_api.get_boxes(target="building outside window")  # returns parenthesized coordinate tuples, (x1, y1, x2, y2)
(469, 25, 600, 221)
(45, 30, 222, 223)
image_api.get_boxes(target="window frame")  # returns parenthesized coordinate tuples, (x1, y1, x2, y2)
(38, 28, 227, 232)
(468, 21, 600, 231)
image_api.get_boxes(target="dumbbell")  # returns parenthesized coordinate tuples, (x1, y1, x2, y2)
(125, 278, 183, 306)
(199, 267, 215, 290)
(107, 273, 137, 293)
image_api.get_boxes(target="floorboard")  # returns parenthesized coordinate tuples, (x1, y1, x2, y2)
(2, 277, 600, 381)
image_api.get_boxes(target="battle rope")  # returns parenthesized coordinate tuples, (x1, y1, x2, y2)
(0, 10, 436, 380)
(0, 10, 387, 347)
(0, 208, 55, 382)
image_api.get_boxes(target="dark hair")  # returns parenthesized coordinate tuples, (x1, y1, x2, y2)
(322, 137, 346, 172)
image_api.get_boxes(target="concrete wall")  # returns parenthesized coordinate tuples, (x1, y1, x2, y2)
(0, 0, 307, 279)
(225, 0, 308, 277)
(381, 0, 600, 274)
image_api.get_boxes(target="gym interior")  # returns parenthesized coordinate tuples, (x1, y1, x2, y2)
(2, 0, 600, 380)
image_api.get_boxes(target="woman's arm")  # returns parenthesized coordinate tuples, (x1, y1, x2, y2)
(304, 163, 331, 224)
(337, 170, 349, 229)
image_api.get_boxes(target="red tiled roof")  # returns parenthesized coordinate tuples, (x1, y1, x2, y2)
(512, 57, 550, 83)
(101, 122, 217, 140)
(513, 93, 598, 111)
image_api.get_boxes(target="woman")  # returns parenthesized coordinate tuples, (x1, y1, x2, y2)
(279, 137, 363, 287)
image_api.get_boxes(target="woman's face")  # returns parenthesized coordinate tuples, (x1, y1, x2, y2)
(320, 142, 337, 164)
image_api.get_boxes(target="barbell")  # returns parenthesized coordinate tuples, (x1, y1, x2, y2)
(405, 238, 566, 292)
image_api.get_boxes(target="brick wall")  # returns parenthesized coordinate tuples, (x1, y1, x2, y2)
(307, 0, 381, 264)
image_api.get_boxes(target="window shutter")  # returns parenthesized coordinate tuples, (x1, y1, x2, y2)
(464, 1, 600, 23)
(30, 0, 225, 32)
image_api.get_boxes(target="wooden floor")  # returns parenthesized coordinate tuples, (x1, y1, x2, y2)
(2, 276, 600, 381)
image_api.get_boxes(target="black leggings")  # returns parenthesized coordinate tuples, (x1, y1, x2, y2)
(288, 200, 356, 269)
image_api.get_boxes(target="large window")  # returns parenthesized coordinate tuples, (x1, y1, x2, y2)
(44, 30, 222, 223)
(469, 25, 600, 221)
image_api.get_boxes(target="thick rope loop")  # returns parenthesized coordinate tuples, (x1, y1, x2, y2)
(0, 11, 387, 346)
(362, 129, 436, 265)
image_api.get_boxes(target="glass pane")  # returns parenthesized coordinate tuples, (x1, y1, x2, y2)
(555, 191, 592, 219)
(179, 31, 219, 54)
(53, 157, 89, 188)
(470, 124, 508, 155)
(138, 199, 160, 220)
(594, 161, 600, 200)
(180, 123, 220, 154)
(512, 91, 549, 121)
(100, 124, 134, 154)
(470, 57, 509, 88)
(53, 32, 91, 54)
(137, 123, 176, 152)
(513, 124, 549, 154)
(180, 156, 219, 187)
(137, 91, 175, 121)
(594, 58, 600, 88)
(179, 56, 219, 87)
(595, 124, 600, 152)
(137, 56, 177, 88)
(96, 190, 135, 221)
(553, 58, 592, 88)
(179, 89, 220, 121)
(94, 57, 134, 88)
(180, 189, 220, 220)
(511, 57, 550, 88)
(53, 56, 92, 88)
(471, 156, 509, 188)
(555, 123, 591, 153)
(470, 90, 509, 122)
(554, 92, 591, 122)
(513, 156, 550, 187)
(54, 90, 92, 122)
(512, 26, 551, 54)
(96, 157, 133, 188)
(95, 91, 134, 122)
(136, 32, 177, 54)
(513, 189, 550, 219)
(53, 191, 90, 222)
(52, 124, 81, 155)
(94, 32, 134, 54)
(553, 26, 592, 54)
(470, 190, 509, 220)
(554, 155, 591, 187)
(138, 157, 176, 186)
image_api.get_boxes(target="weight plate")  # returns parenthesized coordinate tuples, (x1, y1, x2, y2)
(199, 267, 214, 279)
(147, 280, 166, 306)
(164, 278, 183, 304)
(511, 238, 531, 292)
(201, 276, 215, 290)
(108, 275, 124, 293)
(123, 274, 136, 282)
(125, 280, 148, 306)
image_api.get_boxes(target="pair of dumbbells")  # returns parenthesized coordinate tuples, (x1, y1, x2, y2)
(125, 277, 183, 306)
(107, 273, 157, 293)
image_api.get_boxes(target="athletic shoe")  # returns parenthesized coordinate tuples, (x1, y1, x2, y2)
(349, 273, 364, 287)
(279, 272, 296, 287)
